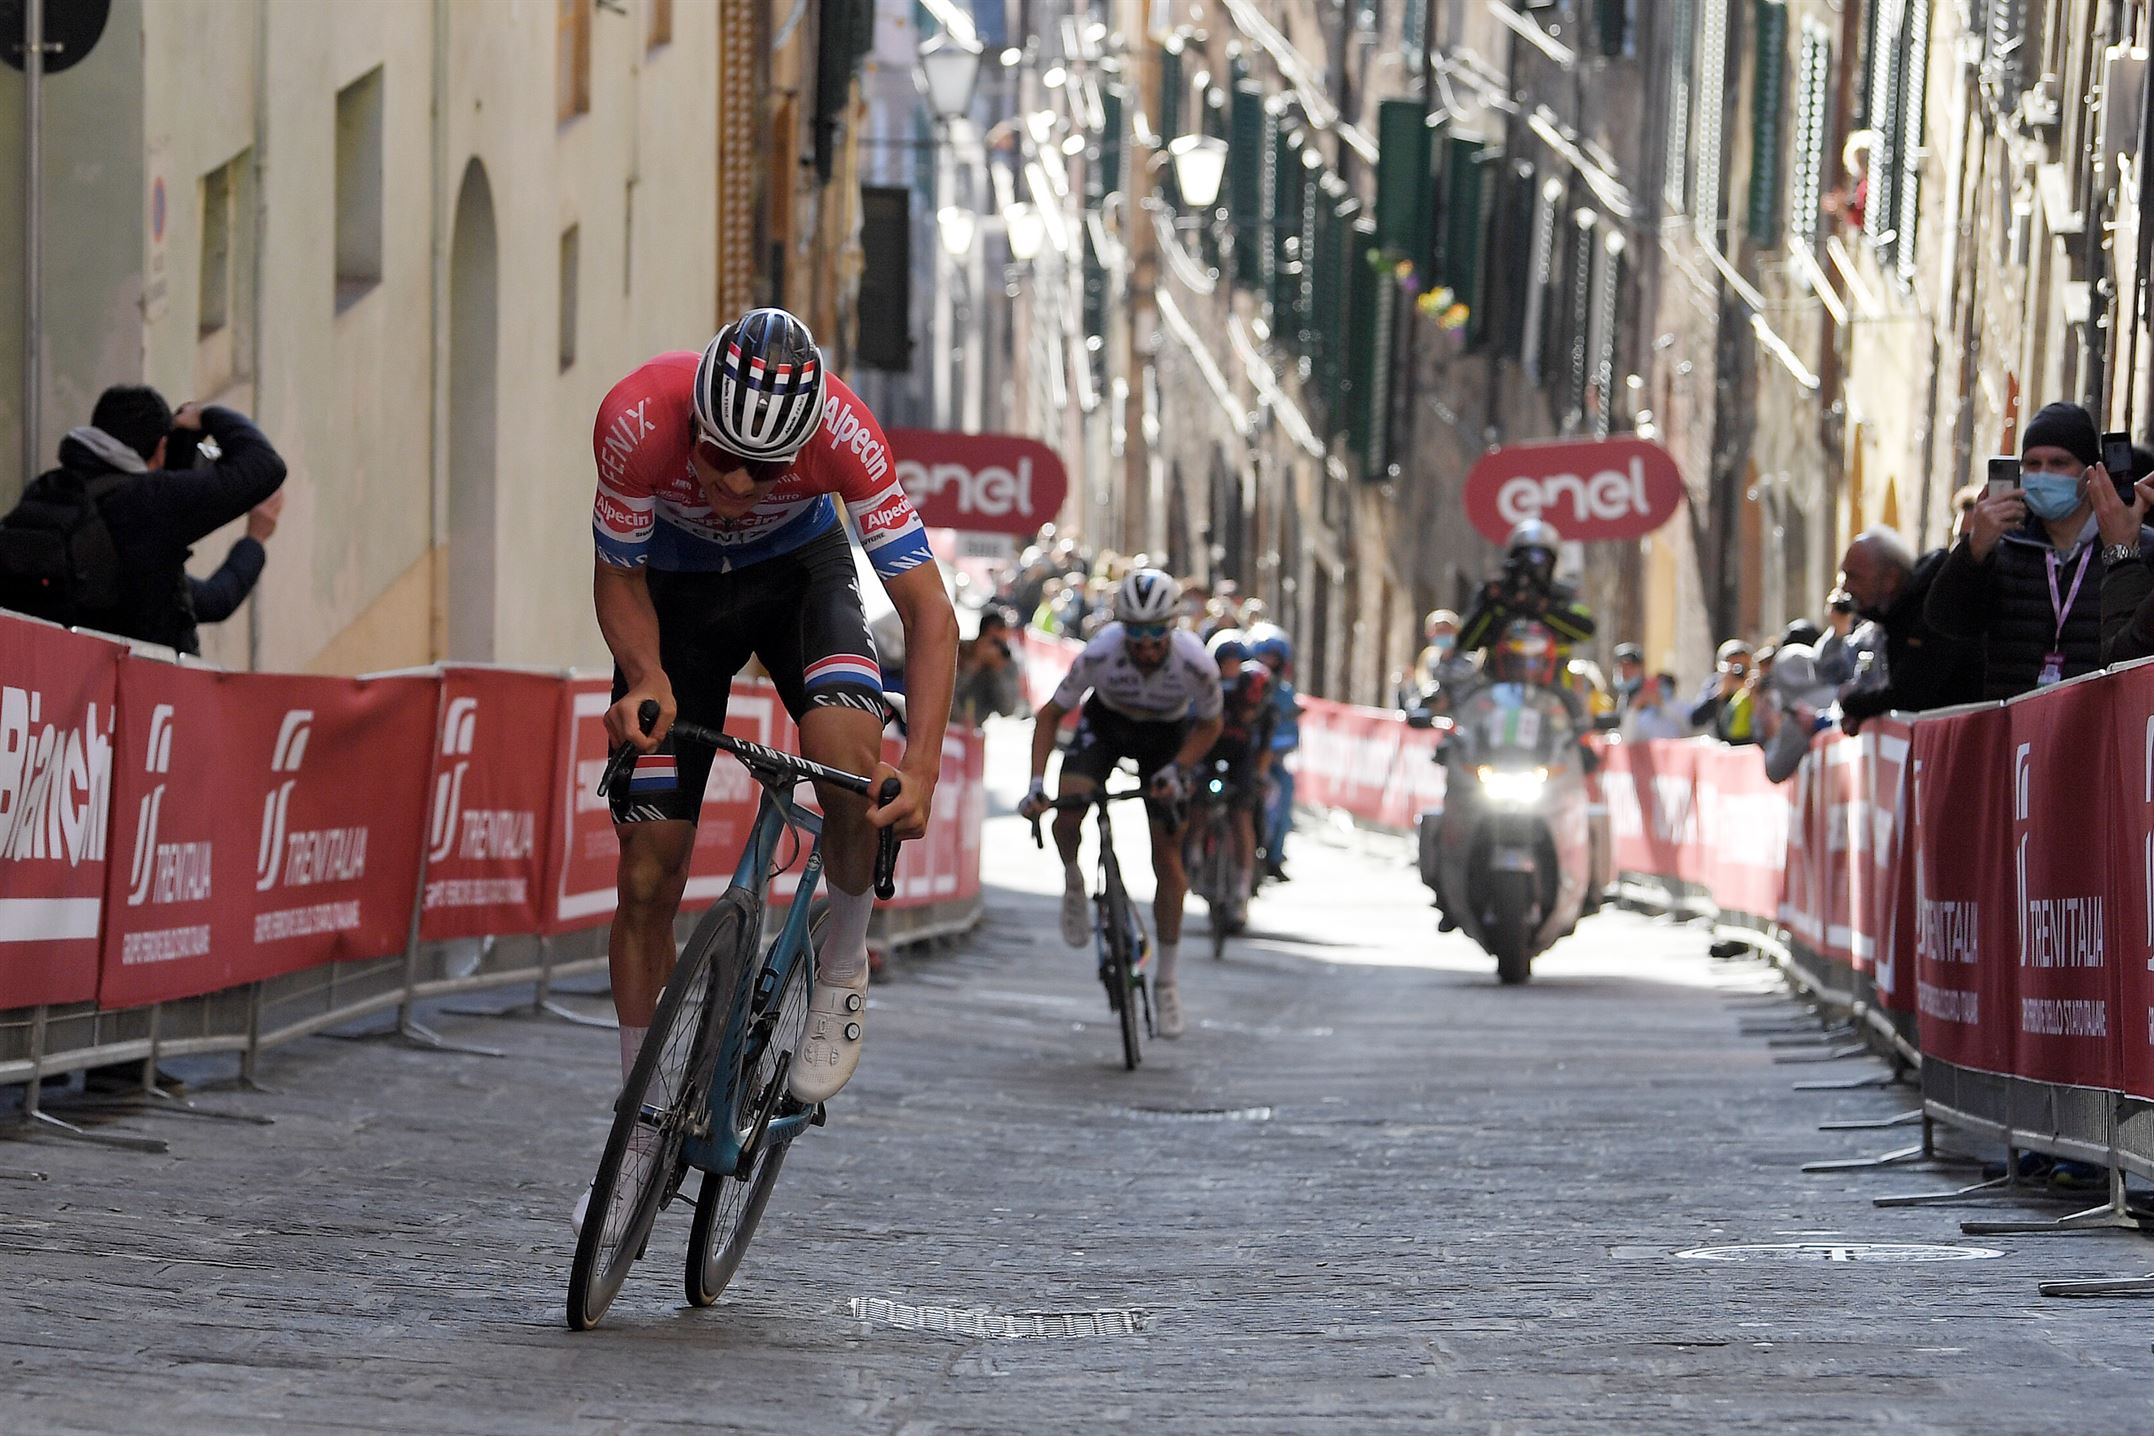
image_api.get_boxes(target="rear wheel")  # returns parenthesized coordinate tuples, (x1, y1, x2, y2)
(684, 902, 825, 1307)
(567, 908, 724, 1331)
(1488, 870, 1536, 987)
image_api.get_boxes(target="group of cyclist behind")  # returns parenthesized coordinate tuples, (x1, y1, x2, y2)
(1018, 568, 1302, 1040)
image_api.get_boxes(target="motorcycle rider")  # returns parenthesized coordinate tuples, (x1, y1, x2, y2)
(1456, 519, 1596, 656)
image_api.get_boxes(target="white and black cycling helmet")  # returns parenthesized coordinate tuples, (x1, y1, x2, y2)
(695, 308, 828, 463)
(1114, 568, 1182, 626)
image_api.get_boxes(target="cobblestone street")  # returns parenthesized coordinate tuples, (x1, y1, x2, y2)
(4, 734, 2151, 1434)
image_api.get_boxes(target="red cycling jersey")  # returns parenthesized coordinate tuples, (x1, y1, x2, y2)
(591, 353, 932, 579)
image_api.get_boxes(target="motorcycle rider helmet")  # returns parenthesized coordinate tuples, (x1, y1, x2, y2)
(1208, 629, 1249, 667)
(695, 308, 828, 462)
(1491, 619, 1558, 686)
(1114, 568, 1182, 626)
(1504, 519, 1561, 584)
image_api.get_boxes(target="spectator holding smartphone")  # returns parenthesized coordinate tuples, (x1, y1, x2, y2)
(1925, 402, 2152, 697)
(2092, 444, 2154, 664)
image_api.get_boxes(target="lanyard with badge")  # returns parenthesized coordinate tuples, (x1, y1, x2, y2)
(2038, 546, 2093, 687)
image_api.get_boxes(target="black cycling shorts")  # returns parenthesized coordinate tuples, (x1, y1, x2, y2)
(1060, 697, 1188, 823)
(610, 528, 887, 824)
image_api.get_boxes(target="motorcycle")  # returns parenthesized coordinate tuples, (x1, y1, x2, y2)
(1409, 681, 1606, 984)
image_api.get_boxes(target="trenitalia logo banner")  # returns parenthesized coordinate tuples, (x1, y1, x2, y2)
(887, 429, 1071, 537)
(98, 665, 435, 1009)
(0, 620, 118, 1008)
(418, 669, 565, 942)
(1463, 436, 1685, 544)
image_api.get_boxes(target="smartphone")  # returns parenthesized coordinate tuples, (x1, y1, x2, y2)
(2102, 431, 2137, 500)
(1986, 456, 2020, 497)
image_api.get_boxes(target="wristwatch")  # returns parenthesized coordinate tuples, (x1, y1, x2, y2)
(2103, 542, 2144, 568)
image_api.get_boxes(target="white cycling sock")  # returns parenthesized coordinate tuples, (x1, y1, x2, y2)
(618, 1023, 647, 1081)
(1156, 940, 1179, 985)
(818, 881, 874, 987)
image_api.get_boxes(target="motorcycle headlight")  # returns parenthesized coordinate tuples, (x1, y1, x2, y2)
(1475, 765, 1549, 806)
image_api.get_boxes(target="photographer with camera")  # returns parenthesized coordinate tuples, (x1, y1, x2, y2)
(0, 384, 287, 656)
(1455, 520, 1596, 658)
(954, 605, 1024, 725)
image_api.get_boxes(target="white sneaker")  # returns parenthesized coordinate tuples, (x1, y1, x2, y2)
(1154, 979, 1185, 1039)
(790, 970, 867, 1103)
(1060, 882, 1091, 947)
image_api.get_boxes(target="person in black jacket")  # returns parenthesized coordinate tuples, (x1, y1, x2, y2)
(14, 385, 288, 654)
(2094, 444, 2154, 665)
(1925, 401, 2154, 699)
(1833, 527, 1984, 731)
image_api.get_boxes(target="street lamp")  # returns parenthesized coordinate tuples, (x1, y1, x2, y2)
(1003, 202, 1046, 262)
(1166, 134, 1228, 210)
(938, 205, 979, 258)
(918, 30, 983, 120)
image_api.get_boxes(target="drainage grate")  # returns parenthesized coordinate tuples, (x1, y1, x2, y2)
(848, 1297, 1151, 1338)
(1674, 1242, 2002, 1264)
(1124, 1105, 1274, 1123)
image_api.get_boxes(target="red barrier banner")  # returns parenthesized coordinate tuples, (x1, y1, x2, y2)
(1604, 740, 1699, 882)
(547, 677, 622, 934)
(1017, 628, 1083, 713)
(99, 661, 234, 1008)
(1294, 696, 1445, 831)
(418, 668, 568, 941)
(2007, 680, 2123, 1090)
(0, 616, 119, 1008)
(1694, 741, 1791, 918)
(1865, 720, 1918, 1013)
(1911, 708, 2016, 1076)
(100, 666, 437, 1007)
(2110, 664, 2154, 1100)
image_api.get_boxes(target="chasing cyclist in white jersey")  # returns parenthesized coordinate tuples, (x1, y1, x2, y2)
(1018, 570, 1222, 1037)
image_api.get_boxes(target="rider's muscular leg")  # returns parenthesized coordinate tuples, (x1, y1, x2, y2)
(1150, 819, 1189, 944)
(1050, 775, 1097, 872)
(801, 706, 886, 984)
(610, 820, 696, 1027)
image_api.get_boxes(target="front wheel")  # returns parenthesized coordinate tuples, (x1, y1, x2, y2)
(1487, 870, 1536, 987)
(1100, 858, 1143, 1071)
(567, 910, 723, 1331)
(684, 903, 823, 1307)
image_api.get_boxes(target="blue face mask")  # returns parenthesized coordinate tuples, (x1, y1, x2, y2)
(2022, 472, 2084, 522)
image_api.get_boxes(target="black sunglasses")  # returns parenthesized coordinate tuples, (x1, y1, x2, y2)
(693, 432, 791, 485)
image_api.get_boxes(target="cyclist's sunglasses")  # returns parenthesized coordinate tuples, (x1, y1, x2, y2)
(1124, 622, 1173, 640)
(692, 431, 791, 485)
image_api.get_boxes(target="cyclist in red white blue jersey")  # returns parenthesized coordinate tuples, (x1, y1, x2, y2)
(578, 309, 956, 1233)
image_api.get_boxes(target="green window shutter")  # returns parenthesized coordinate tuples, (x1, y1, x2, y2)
(1597, 0, 1629, 56)
(1692, 0, 1729, 244)
(1082, 223, 1107, 343)
(1270, 119, 1301, 326)
(1345, 221, 1398, 479)
(1258, 99, 1286, 301)
(1894, 0, 1928, 280)
(1296, 153, 1322, 356)
(1375, 98, 1434, 266)
(1316, 191, 1353, 430)
(1229, 83, 1265, 287)
(1437, 135, 1488, 327)
(1663, 0, 1695, 214)
(1746, 0, 1788, 242)
(1789, 19, 1830, 248)
(1159, 39, 1184, 143)
(1098, 86, 1125, 201)
(1404, 0, 1430, 53)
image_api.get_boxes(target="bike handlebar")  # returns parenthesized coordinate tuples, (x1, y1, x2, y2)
(599, 699, 903, 901)
(1026, 788, 1157, 848)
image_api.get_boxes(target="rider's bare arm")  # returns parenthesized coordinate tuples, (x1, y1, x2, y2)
(1029, 699, 1068, 784)
(876, 564, 959, 836)
(594, 561, 672, 750)
(1175, 715, 1223, 767)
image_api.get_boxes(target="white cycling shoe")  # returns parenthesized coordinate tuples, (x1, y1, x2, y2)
(789, 970, 868, 1104)
(1060, 882, 1091, 947)
(1154, 979, 1185, 1039)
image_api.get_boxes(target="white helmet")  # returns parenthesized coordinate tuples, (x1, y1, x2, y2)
(695, 308, 828, 462)
(1114, 568, 1182, 625)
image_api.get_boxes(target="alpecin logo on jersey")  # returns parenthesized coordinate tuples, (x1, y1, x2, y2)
(821, 395, 890, 482)
(857, 489, 917, 540)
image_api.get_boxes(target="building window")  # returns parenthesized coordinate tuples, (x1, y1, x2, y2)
(199, 161, 234, 337)
(1864, 0, 1930, 279)
(1663, 0, 1695, 215)
(559, 224, 580, 371)
(647, 0, 672, 50)
(557, 0, 592, 122)
(1691, 0, 1730, 244)
(334, 66, 384, 312)
(1789, 19, 1832, 251)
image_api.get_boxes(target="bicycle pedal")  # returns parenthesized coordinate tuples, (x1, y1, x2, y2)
(811, 1102, 829, 1127)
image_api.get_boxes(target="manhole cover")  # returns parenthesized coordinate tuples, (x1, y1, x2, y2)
(1674, 1242, 2002, 1263)
(848, 1297, 1151, 1338)
(1125, 1106, 1274, 1123)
